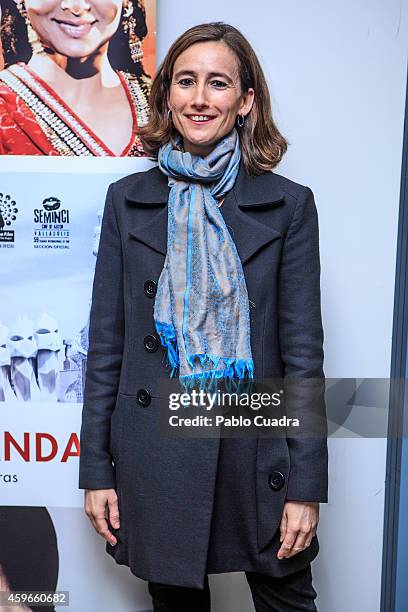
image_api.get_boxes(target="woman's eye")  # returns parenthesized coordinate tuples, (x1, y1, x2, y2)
(211, 80, 227, 89)
(178, 78, 194, 87)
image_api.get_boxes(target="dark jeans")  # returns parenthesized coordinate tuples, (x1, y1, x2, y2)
(148, 564, 318, 612)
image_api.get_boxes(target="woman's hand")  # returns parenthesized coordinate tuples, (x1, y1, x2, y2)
(277, 501, 319, 559)
(84, 489, 120, 547)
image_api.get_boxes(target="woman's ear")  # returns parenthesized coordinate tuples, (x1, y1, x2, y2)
(240, 88, 255, 117)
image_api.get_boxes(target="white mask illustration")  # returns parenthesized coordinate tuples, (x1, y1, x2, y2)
(8, 315, 41, 401)
(34, 311, 61, 351)
(0, 323, 15, 402)
(35, 311, 61, 399)
(8, 314, 37, 359)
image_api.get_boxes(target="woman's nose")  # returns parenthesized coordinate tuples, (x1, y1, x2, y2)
(190, 83, 210, 108)
(60, 0, 91, 14)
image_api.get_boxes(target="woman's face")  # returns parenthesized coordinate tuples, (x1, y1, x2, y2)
(24, 0, 124, 59)
(168, 41, 254, 157)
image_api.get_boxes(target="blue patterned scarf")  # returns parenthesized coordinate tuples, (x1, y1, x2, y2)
(155, 128, 254, 386)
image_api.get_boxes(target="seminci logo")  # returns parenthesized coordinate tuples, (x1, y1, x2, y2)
(33, 196, 70, 249)
(34, 197, 70, 224)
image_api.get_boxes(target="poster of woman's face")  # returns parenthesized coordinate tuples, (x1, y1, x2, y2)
(0, 0, 156, 156)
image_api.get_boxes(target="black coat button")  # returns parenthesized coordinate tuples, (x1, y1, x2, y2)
(268, 470, 286, 491)
(144, 279, 157, 298)
(136, 388, 151, 407)
(144, 334, 159, 353)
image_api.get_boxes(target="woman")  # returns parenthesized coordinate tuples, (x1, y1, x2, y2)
(0, 0, 151, 156)
(79, 22, 328, 611)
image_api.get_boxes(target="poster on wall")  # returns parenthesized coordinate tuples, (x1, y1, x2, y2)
(0, 170, 119, 406)
(0, 0, 156, 156)
(0, 3, 157, 606)
(0, 169, 142, 507)
(0, 0, 157, 508)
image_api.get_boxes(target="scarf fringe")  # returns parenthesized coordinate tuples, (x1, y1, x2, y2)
(180, 355, 254, 393)
(156, 322, 255, 388)
(156, 321, 179, 375)
(184, 353, 254, 380)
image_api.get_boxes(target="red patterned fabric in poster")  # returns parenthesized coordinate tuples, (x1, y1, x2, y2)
(0, 0, 156, 156)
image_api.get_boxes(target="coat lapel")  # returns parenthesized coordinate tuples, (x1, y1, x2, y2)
(126, 166, 168, 256)
(125, 161, 285, 263)
(221, 162, 284, 263)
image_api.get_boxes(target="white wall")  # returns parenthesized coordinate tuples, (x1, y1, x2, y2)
(155, 1, 408, 610)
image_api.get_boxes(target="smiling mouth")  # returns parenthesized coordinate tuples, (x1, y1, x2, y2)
(53, 19, 96, 39)
(186, 115, 217, 124)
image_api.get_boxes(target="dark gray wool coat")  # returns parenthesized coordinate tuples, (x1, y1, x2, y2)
(78, 159, 328, 589)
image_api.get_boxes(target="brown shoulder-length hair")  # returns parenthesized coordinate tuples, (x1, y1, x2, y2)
(138, 22, 288, 175)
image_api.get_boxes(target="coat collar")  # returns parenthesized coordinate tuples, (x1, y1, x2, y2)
(125, 160, 284, 206)
(126, 161, 284, 264)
